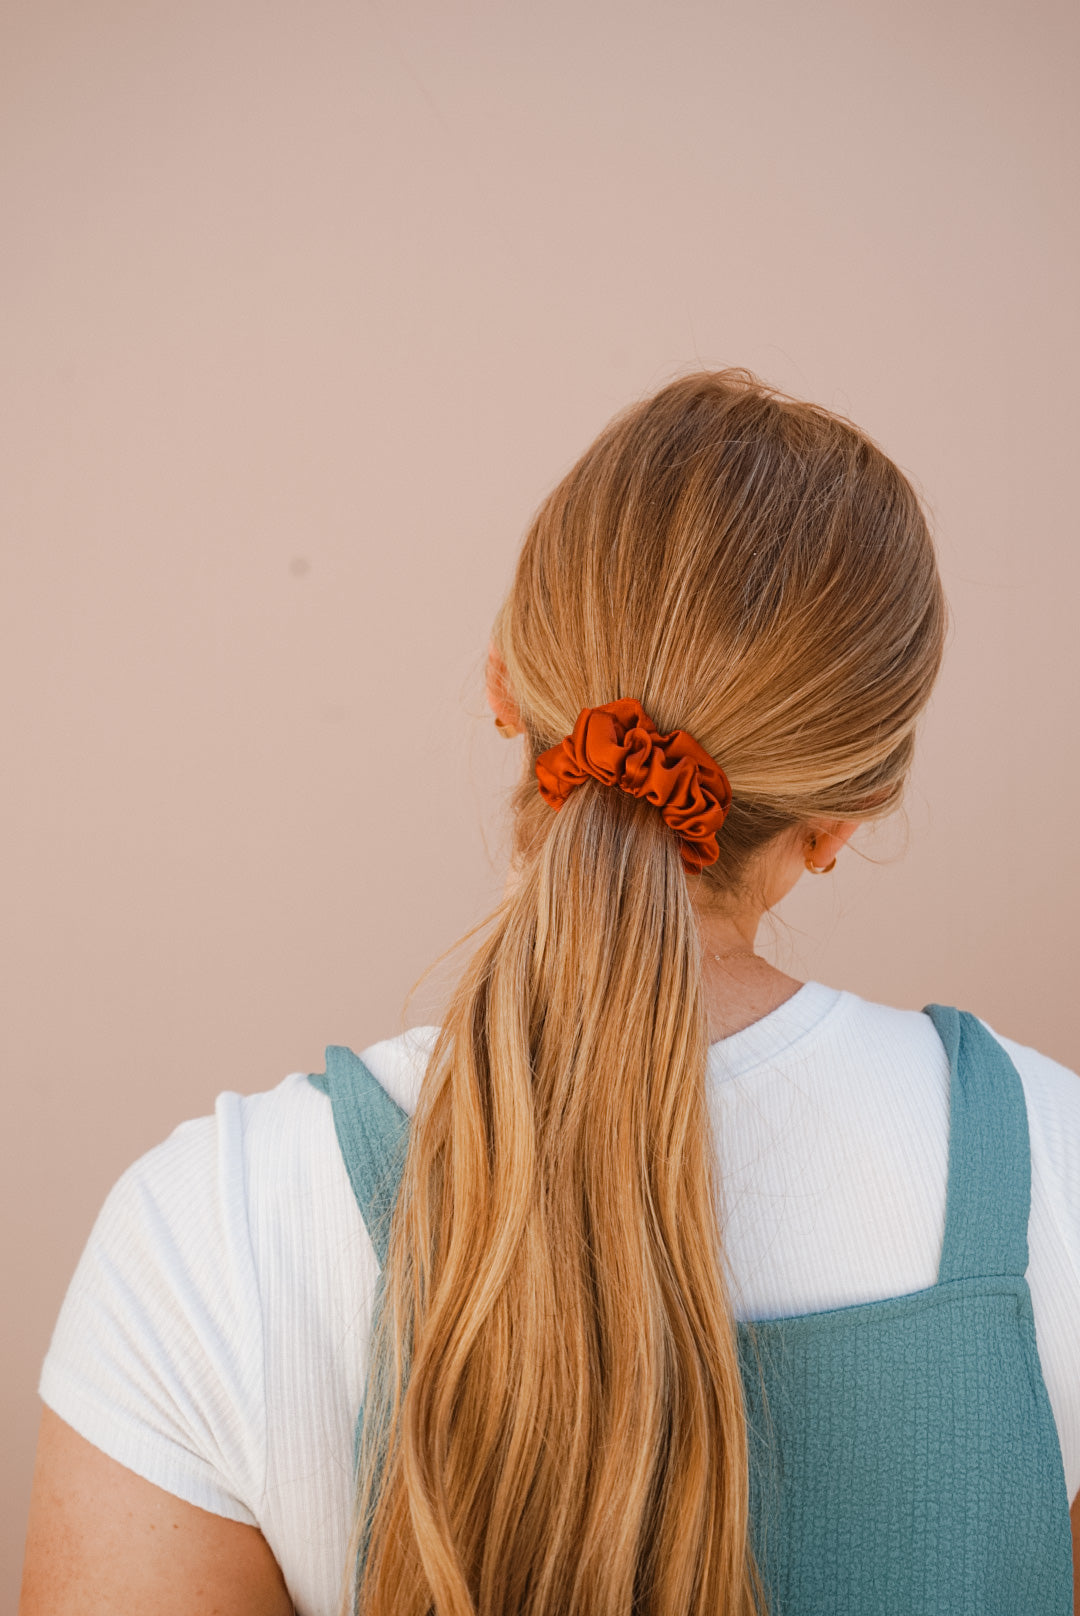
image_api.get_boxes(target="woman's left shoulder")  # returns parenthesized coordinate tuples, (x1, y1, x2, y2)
(36, 1069, 342, 1526)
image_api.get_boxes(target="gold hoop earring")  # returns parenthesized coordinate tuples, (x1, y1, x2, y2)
(494, 716, 521, 738)
(805, 837, 837, 874)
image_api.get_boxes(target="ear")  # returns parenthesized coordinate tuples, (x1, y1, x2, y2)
(485, 641, 523, 735)
(805, 818, 862, 867)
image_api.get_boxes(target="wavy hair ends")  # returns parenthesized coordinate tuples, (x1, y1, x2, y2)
(344, 369, 945, 1616)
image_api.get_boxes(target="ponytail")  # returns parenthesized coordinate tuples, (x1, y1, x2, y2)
(343, 368, 945, 1616)
(352, 783, 764, 1614)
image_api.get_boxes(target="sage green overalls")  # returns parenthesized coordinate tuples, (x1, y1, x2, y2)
(309, 1004, 1074, 1613)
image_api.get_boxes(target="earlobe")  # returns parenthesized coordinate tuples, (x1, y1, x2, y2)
(804, 837, 837, 875)
(486, 642, 524, 736)
(804, 819, 861, 874)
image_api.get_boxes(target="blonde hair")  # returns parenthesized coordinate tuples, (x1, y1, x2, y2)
(346, 370, 947, 1615)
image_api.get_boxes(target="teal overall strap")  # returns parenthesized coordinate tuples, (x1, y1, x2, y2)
(307, 1046, 410, 1268)
(923, 1004, 1031, 1284)
(308, 1049, 413, 1576)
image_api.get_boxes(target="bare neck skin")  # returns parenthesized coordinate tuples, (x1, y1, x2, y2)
(694, 862, 808, 1043)
(674, 821, 859, 1043)
(484, 649, 860, 1045)
(501, 819, 860, 1045)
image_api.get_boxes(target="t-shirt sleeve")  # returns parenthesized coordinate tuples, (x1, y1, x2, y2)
(976, 1016, 1080, 1506)
(38, 1091, 266, 1526)
(980, 1019, 1080, 1286)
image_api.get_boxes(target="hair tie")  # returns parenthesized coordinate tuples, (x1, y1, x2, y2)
(535, 698, 732, 872)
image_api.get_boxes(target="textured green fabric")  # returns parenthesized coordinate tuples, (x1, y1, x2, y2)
(308, 1050, 408, 1269)
(308, 1006, 1074, 1613)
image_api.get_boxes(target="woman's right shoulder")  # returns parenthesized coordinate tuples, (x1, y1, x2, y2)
(974, 1019, 1080, 1207)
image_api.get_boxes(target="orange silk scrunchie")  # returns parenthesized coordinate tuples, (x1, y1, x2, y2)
(535, 698, 733, 872)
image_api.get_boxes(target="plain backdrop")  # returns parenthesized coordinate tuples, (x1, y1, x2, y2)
(3, 0, 1078, 1601)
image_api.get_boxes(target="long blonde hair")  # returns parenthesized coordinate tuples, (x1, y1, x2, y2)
(347, 370, 947, 1615)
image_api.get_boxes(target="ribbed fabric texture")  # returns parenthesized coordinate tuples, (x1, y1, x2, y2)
(313, 1006, 1074, 1614)
(737, 1005, 1073, 1613)
(39, 985, 1080, 1614)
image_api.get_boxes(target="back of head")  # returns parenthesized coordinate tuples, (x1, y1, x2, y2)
(349, 370, 946, 1616)
(498, 367, 944, 889)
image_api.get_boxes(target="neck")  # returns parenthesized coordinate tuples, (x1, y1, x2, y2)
(692, 901, 804, 1044)
(500, 866, 805, 1045)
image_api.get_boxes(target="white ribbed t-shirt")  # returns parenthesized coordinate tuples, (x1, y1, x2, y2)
(39, 982, 1080, 1616)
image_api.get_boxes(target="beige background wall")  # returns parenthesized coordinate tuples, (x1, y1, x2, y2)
(4, 0, 1078, 1599)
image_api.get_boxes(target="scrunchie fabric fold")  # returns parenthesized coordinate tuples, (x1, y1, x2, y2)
(534, 698, 732, 872)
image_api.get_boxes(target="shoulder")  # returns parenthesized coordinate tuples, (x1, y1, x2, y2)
(976, 1015, 1080, 1106)
(67, 1036, 435, 1334)
(823, 986, 1079, 1118)
(972, 1016, 1080, 1199)
(78, 1070, 350, 1289)
(791, 984, 957, 1078)
(61, 1019, 442, 1280)
(38, 1076, 318, 1523)
(810, 986, 1080, 1188)
(349, 1024, 441, 1116)
(839, 988, 1080, 1254)
(87, 1020, 441, 1250)
(37, 1035, 437, 1531)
